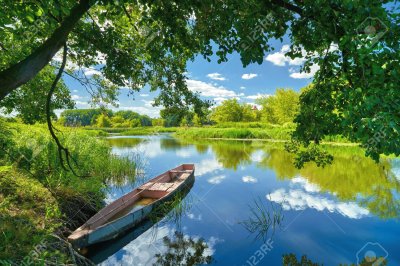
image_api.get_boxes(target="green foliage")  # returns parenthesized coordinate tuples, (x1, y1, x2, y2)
(0, 122, 137, 262)
(256, 89, 300, 125)
(282, 254, 321, 266)
(0, 66, 74, 124)
(0, 0, 399, 161)
(60, 109, 105, 126)
(154, 231, 213, 266)
(175, 126, 293, 140)
(209, 99, 259, 124)
(285, 141, 334, 168)
(96, 113, 112, 128)
(152, 118, 165, 127)
(60, 109, 152, 128)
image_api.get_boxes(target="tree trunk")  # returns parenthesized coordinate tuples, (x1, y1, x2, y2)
(0, 0, 92, 101)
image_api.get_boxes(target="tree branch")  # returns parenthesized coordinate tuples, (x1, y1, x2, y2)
(0, 0, 92, 101)
(269, 0, 304, 16)
(46, 44, 86, 177)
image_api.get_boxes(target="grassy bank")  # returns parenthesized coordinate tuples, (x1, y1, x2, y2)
(0, 121, 136, 264)
(119, 126, 179, 135)
(174, 124, 350, 144)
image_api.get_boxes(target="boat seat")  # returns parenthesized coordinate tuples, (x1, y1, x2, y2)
(177, 173, 191, 181)
(146, 182, 175, 192)
(166, 183, 181, 192)
(138, 182, 155, 190)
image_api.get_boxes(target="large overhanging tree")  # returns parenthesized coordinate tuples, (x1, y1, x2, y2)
(0, 0, 399, 167)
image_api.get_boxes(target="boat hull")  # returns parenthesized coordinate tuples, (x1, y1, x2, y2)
(69, 166, 195, 248)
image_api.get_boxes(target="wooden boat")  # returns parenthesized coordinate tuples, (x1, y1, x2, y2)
(85, 178, 194, 264)
(68, 164, 195, 248)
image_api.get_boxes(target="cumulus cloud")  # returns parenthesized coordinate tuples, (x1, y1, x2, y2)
(176, 150, 192, 158)
(242, 176, 258, 183)
(289, 64, 320, 79)
(118, 106, 161, 118)
(269, 176, 369, 219)
(84, 68, 102, 76)
(241, 73, 258, 80)
(266, 44, 338, 79)
(245, 93, 270, 100)
(240, 86, 246, 90)
(139, 94, 149, 97)
(207, 73, 226, 81)
(207, 175, 226, 184)
(265, 45, 307, 67)
(71, 94, 81, 100)
(186, 79, 236, 98)
(75, 101, 89, 107)
(195, 159, 222, 176)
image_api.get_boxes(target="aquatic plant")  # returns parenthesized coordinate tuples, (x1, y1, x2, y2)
(240, 195, 285, 242)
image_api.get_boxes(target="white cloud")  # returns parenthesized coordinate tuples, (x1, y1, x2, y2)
(269, 189, 369, 219)
(71, 94, 81, 100)
(186, 79, 236, 98)
(141, 99, 155, 108)
(118, 106, 161, 118)
(207, 175, 226, 184)
(139, 94, 149, 97)
(187, 213, 202, 221)
(207, 73, 226, 81)
(240, 86, 246, 90)
(289, 64, 320, 79)
(241, 73, 258, 80)
(195, 159, 222, 176)
(75, 101, 89, 107)
(269, 176, 369, 219)
(72, 89, 78, 93)
(265, 44, 307, 67)
(291, 176, 320, 193)
(176, 150, 192, 158)
(84, 69, 102, 76)
(242, 176, 258, 183)
(245, 93, 270, 100)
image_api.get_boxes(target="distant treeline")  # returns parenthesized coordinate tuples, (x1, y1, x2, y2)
(59, 109, 152, 128)
(58, 88, 301, 128)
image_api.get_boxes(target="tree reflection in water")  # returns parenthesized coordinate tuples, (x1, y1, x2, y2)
(154, 231, 213, 266)
(282, 253, 388, 266)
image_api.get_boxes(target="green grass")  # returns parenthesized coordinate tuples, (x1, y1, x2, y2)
(0, 121, 137, 264)
(174, 126, 293, 140)
(120, 126, 179, 135)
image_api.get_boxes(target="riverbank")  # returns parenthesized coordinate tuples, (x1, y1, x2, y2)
(0, 121, 136, 264)
(84, 123, 351, 144)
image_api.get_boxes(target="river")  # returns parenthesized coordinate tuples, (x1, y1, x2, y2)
(87, 134, 400, 265)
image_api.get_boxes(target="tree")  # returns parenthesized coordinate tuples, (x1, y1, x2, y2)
(95, 113, 112, 128)
(0, 0, 399, 161)
(210, 99, 243, 123)
(256, 88, 300, 125)
(242, 104, 258, 122)
(152, 118, 165, 127)
(60, 109, 107, 126)
(0, 66, 74, 124)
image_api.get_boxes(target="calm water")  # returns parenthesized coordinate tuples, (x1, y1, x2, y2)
(89, 134, 400, 265)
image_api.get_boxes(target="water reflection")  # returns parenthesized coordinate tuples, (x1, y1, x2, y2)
(103, 136, 400, 265)
(240, 197, 284, 242)
(154, 231, 214, 266)
(87, 173, 195, 264)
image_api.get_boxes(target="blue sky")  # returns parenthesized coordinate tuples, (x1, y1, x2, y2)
(61, 38, 314, 118)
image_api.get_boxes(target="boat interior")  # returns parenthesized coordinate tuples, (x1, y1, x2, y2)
(81, 164, 194, 230)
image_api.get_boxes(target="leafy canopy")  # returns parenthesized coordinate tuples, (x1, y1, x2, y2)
(0, 0, 399, 161)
